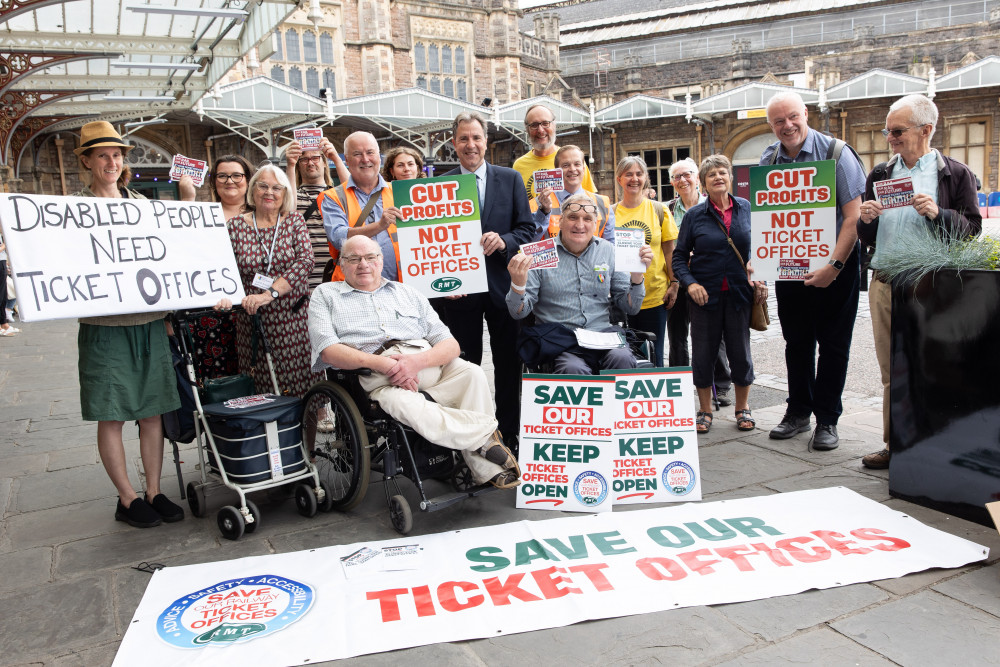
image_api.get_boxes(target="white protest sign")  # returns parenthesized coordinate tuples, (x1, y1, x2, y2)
(517, 374, 615, 513)
(169, 155, 208, 187)
(602, 367, 701, 504)
(0, 194, 245, 321)
(749, 160, 837, 281)
(392, 174, 488, 298)
(614, 228, 645, 273)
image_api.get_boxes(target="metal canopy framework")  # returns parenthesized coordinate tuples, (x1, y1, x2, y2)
(594, 94, 687, 124)
(824, 69, 927, 104)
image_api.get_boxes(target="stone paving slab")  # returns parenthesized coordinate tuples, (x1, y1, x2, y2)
(47, 446, 98, 471)
(831, 590, 1000, 665)
(15, 464, 124, 513)
(0, 545, 53, 594)
(736, 422, 882, 466)
(0, 452, 48, 477)
(714, 626, 895, 666)
(764, 467, 892, 502)
(5, 497, 131, 551)
(932, 564, 1000, 617)
(698, 441, 819, 494)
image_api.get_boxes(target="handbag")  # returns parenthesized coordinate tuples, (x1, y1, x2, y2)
(711, 217, 770, 332)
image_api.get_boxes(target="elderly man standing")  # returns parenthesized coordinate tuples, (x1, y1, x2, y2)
(513, 104, 597, 199)
(858, 94, 981, 469)
(507, 193, 652, 374)
(441, 112, 537, 452)
(760, 91, 866, 450)
(319, 131, 403, 282)
(308, 236, 521, 489)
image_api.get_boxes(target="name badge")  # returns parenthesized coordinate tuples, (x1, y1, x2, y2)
(252, 273, 274, 290)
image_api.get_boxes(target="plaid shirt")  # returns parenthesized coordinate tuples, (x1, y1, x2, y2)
(308, 279, 451, 372)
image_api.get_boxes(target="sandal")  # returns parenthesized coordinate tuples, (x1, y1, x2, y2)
(736, 409, 756, 431)
(696, 411, 713, 434)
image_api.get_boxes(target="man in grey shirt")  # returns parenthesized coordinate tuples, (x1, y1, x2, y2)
(506, 193, 652, 374)
(308, 236, 520, 489)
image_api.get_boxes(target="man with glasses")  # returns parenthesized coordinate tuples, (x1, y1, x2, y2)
(308, 236, 521, 489)
(857, 94, 981, 469)
(285, 135, 344, 288)
(319, 131, 403, 282)
(506, 193, 652, 374)
(760, 91, 866, 450)
(513, 104, 598, 199)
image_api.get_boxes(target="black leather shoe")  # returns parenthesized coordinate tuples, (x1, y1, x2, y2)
(769, 413, 810, 439)
(115, 498, 162, 528)
(811, 424, 839, 450)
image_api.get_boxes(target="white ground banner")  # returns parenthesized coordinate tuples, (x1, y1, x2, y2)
(114, 488, 987, 666)
(0, 194, 245, 321)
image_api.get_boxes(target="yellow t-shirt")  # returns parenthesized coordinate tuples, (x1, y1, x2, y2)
(613, 199, 679, 310)
(513, 148, 598, 199)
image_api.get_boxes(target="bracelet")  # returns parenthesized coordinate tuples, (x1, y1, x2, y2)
(510, 282, 526, 291)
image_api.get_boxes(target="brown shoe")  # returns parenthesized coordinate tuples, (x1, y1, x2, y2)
(488, 470, 521, 489)
(862, 448, 891, 469)
(482, 430, 519, 475)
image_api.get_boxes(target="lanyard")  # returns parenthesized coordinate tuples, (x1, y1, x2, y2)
(251, 213, 282, 274)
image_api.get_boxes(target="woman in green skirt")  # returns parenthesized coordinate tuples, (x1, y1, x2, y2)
(73, 121, 184, 528)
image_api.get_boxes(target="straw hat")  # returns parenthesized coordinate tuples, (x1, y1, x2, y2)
(73, 121, 133, 156)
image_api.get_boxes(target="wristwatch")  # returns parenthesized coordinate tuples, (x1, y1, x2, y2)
(828, 258, 845, 271)
(268, 287, 280, 299)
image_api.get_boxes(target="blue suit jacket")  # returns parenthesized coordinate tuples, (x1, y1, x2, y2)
(444, 163, 536, 308)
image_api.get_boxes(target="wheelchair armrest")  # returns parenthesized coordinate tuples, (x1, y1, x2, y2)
(630, 329, 657, 343)
(326, 367, 372, 380)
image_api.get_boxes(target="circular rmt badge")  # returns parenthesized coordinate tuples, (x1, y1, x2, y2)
(662, 461, 696, 496)
(157, 574, 314, 649)
(573, 470, 609, 506)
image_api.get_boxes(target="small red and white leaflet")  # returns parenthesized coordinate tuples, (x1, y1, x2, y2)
(293, 127, 324, 151)
(169, 155, 208, 187)
(520, 238, 559, 269)
(533, 169, 564, 192)
(874, 176, 915, 210)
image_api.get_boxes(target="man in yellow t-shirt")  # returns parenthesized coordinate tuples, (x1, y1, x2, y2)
(513, 104, 597, 198)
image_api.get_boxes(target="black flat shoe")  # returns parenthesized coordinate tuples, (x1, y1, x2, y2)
(115, 498, 162, 528)
(147, 493, 185, 522)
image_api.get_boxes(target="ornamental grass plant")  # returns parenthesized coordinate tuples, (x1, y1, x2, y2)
(874, 223, 1000, 286)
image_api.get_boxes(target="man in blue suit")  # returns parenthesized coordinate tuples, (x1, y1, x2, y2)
(441, 112, 536, 452)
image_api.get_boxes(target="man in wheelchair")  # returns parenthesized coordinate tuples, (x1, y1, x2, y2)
(506, 192, 653, 373)
(307, 236, 521, 489)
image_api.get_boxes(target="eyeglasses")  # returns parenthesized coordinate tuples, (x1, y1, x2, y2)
(215, 173, 245, 183)
(255, 183, 285, 194)
(882, 125, 925, 138)
(300, 155, 325, 164)
(671, 170, 696, 181)
(342, 253, 382, 266)
(527, 120, 553, 131)
(563, 202, 598, 215)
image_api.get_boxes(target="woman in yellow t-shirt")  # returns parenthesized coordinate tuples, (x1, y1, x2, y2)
(613, 156, 679, 366)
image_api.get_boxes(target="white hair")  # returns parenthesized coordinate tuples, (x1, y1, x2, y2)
(888, 94, 938, 142)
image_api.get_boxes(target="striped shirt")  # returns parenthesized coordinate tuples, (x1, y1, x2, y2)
(297, 183, 330, 288)
(308, 279, 451, 372)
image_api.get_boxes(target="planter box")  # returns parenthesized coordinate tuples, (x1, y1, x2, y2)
(888, 269, 1000, 527)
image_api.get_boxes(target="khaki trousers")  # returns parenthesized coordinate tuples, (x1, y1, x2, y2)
(870, 277, 891, 444)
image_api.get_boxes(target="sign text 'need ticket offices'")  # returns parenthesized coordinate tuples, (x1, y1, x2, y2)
(0, 194, 245, 321)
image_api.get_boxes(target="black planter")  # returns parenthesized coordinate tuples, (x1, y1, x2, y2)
(888, 269, 1000, 527)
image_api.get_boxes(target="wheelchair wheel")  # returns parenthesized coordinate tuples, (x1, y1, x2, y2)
(302, 381, 370, 511)
(389, 494, 413, 535)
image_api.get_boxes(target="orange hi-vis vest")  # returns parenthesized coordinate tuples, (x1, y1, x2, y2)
(317, 183, 400, 282)
(530, 190, 612, 239)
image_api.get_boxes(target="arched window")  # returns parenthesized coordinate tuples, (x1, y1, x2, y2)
(428, 44, 439, 73)
(320, 33, 334, 64)
(430, 77, 441, 94)
(306, 68, 320, 96)
(273, 31, 283, 60)
(285, 30, 301, 61)
(414, 43, 426, 71)
(455, 46, 465, 74)
(443, 78, 454, 98)
(442, 45, 452, 73)
(416, 75, 427, 90)
(288, 66, 303, 90)
(323, 70, 336, 95)
(457, 79, 466, 101)
(303, 31, 317, 63)
(270, 65, 285, 84)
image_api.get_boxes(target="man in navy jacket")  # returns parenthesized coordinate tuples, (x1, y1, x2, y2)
(441, 112, 536, 450)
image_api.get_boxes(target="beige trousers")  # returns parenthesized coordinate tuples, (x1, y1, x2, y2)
(870, 277, 891, 444)
(360, 341, 503, 484)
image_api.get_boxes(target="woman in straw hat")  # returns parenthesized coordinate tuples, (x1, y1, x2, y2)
(72, 121, 184, 529)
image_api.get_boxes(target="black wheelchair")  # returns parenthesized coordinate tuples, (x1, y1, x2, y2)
(300, 367, 498, 535)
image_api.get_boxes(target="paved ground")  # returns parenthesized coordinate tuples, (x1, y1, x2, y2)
(2, 291, 999, 667)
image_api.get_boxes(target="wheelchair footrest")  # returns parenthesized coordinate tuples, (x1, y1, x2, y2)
(419, 484, 497, 512)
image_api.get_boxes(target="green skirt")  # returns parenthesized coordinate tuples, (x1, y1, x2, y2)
(78, 321, 180, 422)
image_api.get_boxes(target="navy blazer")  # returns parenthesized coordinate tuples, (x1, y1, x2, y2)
(672, 194, 754, 309)
(444, 163, 536, 308)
